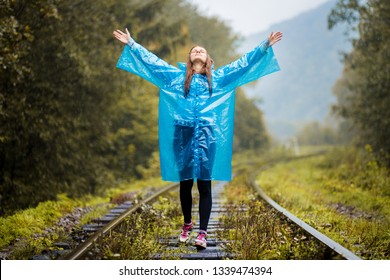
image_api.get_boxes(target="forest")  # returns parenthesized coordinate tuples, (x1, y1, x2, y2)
(0, 0, 270, 214)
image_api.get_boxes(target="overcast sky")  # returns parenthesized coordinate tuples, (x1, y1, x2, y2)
(188, 0, 331, 36)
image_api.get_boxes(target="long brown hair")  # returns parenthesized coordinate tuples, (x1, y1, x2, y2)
(184, 46, 214, 98)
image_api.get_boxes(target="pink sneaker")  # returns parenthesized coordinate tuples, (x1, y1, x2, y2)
(179, 222, 193, 243)
(194, 230, 207, 249)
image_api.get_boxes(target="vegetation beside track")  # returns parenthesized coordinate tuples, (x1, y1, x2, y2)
(83, 189, 191, 260)
(255, 146, 390, 259)
(0, 177, 167, 259)
(219, 166, 339, 260)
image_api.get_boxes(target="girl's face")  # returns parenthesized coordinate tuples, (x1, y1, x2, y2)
(190, 46, 207, 64)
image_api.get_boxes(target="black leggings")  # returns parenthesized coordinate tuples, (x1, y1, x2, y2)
(180, 179, 212, 232)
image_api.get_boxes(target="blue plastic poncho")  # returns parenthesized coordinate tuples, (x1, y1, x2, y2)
(116, 39, 280, 182)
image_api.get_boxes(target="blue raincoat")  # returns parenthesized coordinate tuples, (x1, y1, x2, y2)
(116, 38, 280, 182)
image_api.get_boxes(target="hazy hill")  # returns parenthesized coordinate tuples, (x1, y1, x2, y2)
(238, 0, 352, 140)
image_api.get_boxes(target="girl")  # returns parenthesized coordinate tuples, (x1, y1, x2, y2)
(113, 28, 282, 249)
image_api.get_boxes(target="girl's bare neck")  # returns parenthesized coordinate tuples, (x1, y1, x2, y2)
(192, 62, 205, 73)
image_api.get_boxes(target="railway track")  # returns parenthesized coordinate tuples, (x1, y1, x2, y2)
(65, 180, 237, 260)
(250, 172, 361, 260)
(62, 155, 361, 260)
(152, 181, 237, 260)
(65, 183, 179, 260)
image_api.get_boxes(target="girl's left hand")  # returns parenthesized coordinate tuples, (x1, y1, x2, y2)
(268, 31, 283, 46)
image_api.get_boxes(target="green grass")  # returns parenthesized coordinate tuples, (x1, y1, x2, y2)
(87, 190, 186, 260)
(220, 170, 338, 259)
(0, 176, 168, 258)
(255, 146, 390, 259)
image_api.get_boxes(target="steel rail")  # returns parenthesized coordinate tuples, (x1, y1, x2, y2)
(250, 173, 362, 260)
(65, 183, 179, 260)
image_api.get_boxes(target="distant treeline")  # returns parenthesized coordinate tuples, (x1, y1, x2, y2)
(0, 0, 270, 214)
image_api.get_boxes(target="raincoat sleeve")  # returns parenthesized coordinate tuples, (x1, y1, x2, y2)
(214, 39, 280, 90)
(116, 39, 182, 88)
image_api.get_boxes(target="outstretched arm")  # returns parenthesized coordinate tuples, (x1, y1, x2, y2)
(114, 28, 181, 88)
(214, 31, 282, 90)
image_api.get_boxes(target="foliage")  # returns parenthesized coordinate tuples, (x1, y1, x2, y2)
(0, 0, 270, 215)
(96, 205, 163, 260)
(1, 0, 121, 214)
(234, 90, 270, 151)
(297, 122, 341, 146)
(220, 171, 335, 259)
(87, 191, 183, 260)
(185, 4, 238, 67)
(256, 147, 390, 259)
(329, 0, 390, 165)
(0, 176, 166, 258)
(320, 145, 389, 195)
(328, 0, 363, 31)
(0, 194, 79, 249)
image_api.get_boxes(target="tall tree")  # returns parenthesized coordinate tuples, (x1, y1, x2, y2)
(329, 0, 390, 164)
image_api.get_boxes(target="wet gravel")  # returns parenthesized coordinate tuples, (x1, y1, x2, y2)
(330, 203, 375, 220)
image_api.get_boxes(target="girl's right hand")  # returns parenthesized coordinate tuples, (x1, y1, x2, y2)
(113, 28, 131, 44)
